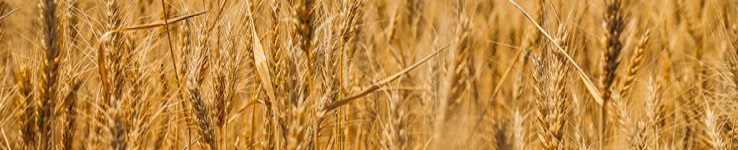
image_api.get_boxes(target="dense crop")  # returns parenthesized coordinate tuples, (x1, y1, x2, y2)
(0, 0, 736, 149)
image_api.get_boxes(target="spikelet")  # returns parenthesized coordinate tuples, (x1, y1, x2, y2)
(703, 107, 726, 150)
(15, 66, 35, 148)
(619, 31, 651, 97)
(448, 0, 472, 105)
(599, 0, 627, 146)
(37, 0, 60, 149)
(601, 0, 626, 101)
(182, 19, 217, 149)
(292, 0, 314, 100)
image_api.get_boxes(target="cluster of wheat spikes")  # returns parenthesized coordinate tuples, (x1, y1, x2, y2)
(2, 0, 738, 149)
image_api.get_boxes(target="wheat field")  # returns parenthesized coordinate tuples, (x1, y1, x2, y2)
(0, 0, 736, 149)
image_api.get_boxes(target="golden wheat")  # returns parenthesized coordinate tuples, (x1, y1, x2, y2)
(2, 0, 738, 149)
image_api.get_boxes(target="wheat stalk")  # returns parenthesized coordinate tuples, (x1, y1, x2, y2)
(322, 46, 448, 112)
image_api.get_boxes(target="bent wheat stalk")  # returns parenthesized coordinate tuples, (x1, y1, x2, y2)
(97, 10, 207, 88)
(322, 45, 448, 112)
(101, 11, 208, 38)
(508, 0, 604, 105)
